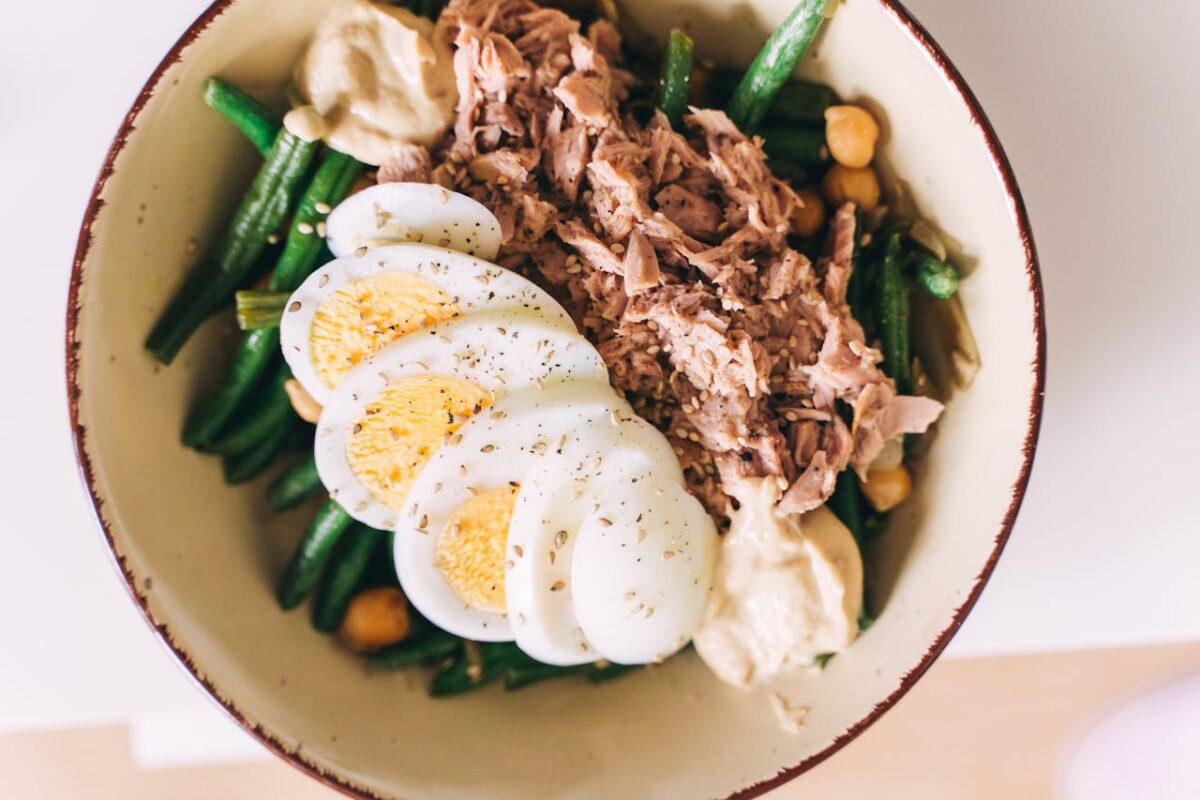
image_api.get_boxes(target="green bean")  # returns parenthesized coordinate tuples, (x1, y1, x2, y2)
(270, 152, 364, 293)
(145, 129, 318, 364)
(863, 508, 890, 541)
(221, 417, 293, 485)
(726, 0, 832, 133)
(657, 29, 695, 129)
(912, 254, 960, 299)
(759, 124, 829, 168)
(266, 454, 321, 511)
(277, 498, 354, 610)
(312, 524, 382, 632)
(202, 77, 280, 157)
(429, 642, 529, 697)
(200, 361, 293, 455)
(504, 661, 592, 691)
(235, 290, 289, 330)
(367, 631, 464, 670)
(180, 152, 361, 446)
(181, 329, 279, 447)
(829, 469, 867, 550)
(830, 469, 873, 633)
(586, 661, 640, 684)
(875, 232, 911, 394)
(709, 71, 836, 123)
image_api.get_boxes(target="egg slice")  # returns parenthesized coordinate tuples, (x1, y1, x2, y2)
(314, 309, 608, 530)
(571, 479, 717, 664)
(280, 243, 574, 405)
(325, 183, 502, 260)
(394, 380, 631, 642)
(503, 414, 684, 665)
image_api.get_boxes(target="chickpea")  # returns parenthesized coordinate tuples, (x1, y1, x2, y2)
(340, 587, 411, 651)
(824, 105, 880, 169)
(822, 163, 881, 211)
(790, 187, 827, 237)
(861, 465, 912, 513)
(284, 378, 323, 424)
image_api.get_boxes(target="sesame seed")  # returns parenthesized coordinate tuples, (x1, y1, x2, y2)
(611, 243, 626, 254)
(610, 410, 621, 426)
(548, 550, 557, 565)
(662, 550, 675, 560)
(554, 530, 569, 549)
(550, 580, 565, 592)
(597, 518, 612, 527)
(297, 222, 315, 235)
(315, 221, 327, 238)
(314, 202, 332, 214)
(265, 233, 280, 245)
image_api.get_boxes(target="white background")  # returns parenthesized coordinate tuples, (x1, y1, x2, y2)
(1, 0, 1197, 766)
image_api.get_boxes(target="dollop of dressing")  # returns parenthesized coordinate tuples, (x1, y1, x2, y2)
(694, 478, 863, 687)
(292, 0, 457, 165)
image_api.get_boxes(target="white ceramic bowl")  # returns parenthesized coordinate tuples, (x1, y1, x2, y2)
(67, 1, 1044, 797)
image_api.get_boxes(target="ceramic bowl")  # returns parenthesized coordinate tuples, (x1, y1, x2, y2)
(67, 0, 1043, 797)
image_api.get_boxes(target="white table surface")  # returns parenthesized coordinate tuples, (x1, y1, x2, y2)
(2, 0, 1198, 768)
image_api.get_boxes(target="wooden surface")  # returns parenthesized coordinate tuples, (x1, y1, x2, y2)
(5, 643, 1198, 799)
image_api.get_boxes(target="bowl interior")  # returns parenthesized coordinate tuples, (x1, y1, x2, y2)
(69, 0, 1040, 797)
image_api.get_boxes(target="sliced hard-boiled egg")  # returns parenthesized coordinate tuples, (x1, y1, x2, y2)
(394, 380, 632, 642)
(325, 183, 502, 260)
(503, 414, 684, 665)
(281, 243, 575, 405)
(314, 309, 608, 530)
(571, 479, 717, 664)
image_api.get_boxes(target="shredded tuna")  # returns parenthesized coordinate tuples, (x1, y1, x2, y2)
(405, 0, 944, 521)
(377, 144, 432, 183)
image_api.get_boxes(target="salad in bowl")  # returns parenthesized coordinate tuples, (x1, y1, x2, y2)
(68, 0, 1040, 795)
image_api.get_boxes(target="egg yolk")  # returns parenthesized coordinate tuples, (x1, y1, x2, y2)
(347, 374, 493, 512)
(310, 272, 460, 388)
(435, 485, 520, 613)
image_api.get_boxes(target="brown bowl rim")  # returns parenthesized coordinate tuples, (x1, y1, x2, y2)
(64, 1, 1045, 797)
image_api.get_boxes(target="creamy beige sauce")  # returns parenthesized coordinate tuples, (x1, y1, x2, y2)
(292, 0, 457, 166)
(694, 478, 863, 688)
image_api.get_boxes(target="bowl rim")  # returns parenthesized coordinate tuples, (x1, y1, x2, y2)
(64, 0, 1045, 797)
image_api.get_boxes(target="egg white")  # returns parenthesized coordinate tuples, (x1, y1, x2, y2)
(504, 414, 684, 665)
(281, 243, 575, 405)
(394, 380, 631, 642)
(571, 479, 717, 664)
(314, 309, 608, 530)
(325, 182, 502, 260)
